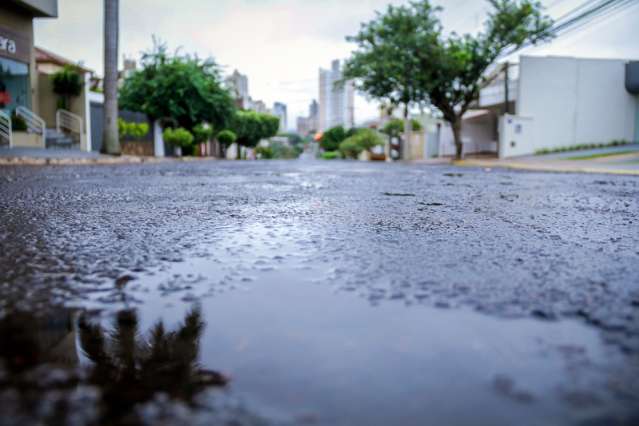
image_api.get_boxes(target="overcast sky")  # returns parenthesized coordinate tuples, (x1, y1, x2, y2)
(34, 0, 639, 129)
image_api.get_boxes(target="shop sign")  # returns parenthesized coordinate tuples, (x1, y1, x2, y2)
(0, 26, 30, 64)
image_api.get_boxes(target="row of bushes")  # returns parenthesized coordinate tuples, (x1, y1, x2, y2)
(320, 126, 384, 160)
(535, 139, 634, 155)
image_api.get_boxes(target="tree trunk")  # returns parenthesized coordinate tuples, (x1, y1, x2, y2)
(402, 104, 412, 161)
(103, 0, 120, 155)
(452, 117, 463, 160)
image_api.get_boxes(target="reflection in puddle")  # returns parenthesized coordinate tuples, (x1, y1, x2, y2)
(0, 308, 230, 426)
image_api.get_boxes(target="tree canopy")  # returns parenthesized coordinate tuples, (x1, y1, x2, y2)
(344, 0, 553, 159)
(319, 126, 347, 152)
(230, 111, 280, 148)
(119, 41, 236, 132)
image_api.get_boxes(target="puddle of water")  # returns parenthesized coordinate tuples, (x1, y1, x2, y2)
(132, 266, 620, 426)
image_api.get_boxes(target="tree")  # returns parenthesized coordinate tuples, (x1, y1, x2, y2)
(103, 0, 120, 155)
(216, 130, 237, 147)
(119, 40, 236, 133)
(51, 65, 82, 110)
(342, 1, 440, 160)
(345, 0, 553, 160)
(319, 126, 347, 152)
(230, 111, 280, 157)
(424, 0, 553, 159)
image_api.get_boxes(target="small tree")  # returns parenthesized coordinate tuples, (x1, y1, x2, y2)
(193, 123, 214, 144)
(52, 65, 83, 110)
(231, 111, 280, 158)
(381, 119, 423, 143)
(163, 128, 194, 152)
(319, 126, 347, 152)
(217, 130, 237, 147)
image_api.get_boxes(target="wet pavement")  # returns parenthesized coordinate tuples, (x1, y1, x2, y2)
(0, 160, 638, 425)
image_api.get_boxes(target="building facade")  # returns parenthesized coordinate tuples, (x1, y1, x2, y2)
(0, 0, 57, 114)
(318, 60, 354, 131)
(225, 69, 250, 109)
(435, 55, 639, 158)
(272, 102, 287, 133)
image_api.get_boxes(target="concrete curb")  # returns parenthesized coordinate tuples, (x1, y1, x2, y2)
(454, 160, 639, 176)
(0, 156, 220, 167)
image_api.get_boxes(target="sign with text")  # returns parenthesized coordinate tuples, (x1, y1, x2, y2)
(0, 26, 30, 64)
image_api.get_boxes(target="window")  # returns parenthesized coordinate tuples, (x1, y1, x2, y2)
(0, 56, 30, 111)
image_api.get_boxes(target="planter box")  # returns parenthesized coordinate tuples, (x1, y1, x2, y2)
(13, 132, 43, 148)
(122, 140, 154, 156)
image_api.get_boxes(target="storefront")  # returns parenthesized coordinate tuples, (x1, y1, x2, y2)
(0, 0, 57, 113)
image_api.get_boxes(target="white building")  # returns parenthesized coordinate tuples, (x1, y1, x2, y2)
(436, 55, 639, 158)
(272, 102, 287, 133)
(319, 60, 354, 131)
(225, 69, 250, 109)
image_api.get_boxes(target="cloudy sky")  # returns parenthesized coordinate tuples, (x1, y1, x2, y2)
(35, 0, 639, 129)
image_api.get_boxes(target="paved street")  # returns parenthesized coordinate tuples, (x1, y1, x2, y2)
(1, 160, 638, 425)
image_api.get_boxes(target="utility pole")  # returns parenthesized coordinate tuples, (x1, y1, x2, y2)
(103, 0, 121, 155)
(503, 62, 510, 116)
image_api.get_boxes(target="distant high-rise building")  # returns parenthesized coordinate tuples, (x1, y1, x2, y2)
(296, 99, 320, 136)
(273, 102, 288, 132)
(318, 60, 354, 131)
(225, 70, 250, 109)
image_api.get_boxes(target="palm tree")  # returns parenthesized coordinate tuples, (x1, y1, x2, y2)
(103, 0, 121, 155)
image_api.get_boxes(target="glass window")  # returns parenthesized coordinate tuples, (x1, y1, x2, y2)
(0, 57, 30, 112)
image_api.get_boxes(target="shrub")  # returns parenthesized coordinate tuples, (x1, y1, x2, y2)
(163, 127, 193, 148)
(118, 119, 149, 139)
(339, 128, 384, 158)
(193, 123, 214, 144)
(10, 112, 27, 132)
(216, 130, 237, 146)
(534, 139, 635, 155)
(339, 138, 364, 159)
(321, 151, 341, 160)
(320, 126, 347, 151)
(381, 118, 423, 138)
(52, 65, 83, 110)
(255, 146, 274, 159)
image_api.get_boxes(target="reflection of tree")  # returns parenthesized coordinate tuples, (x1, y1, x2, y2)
(78, 308, 227, 424)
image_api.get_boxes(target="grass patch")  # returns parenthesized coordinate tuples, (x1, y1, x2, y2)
(535, 140, 637, 156)
(566, 150, 638, 161)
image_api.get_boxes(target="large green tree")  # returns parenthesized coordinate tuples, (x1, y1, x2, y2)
(342, 1, 440, 159)
(119, 41, 235, 132)
(345, 0, 553, 160)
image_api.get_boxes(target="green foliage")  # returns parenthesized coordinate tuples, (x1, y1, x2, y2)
(118, 119, 149, 139)
(320, 126, 347, 151)
(344, 0, 553, 158)
(10, 112, 27, 132)
(119, 40, 236, 131)
(339, 139, 364, 159)
(216, 130, 237, 146)
(51, 65, 83, 110)
(535, 140, 634, 155)
(381, 119, 423, 138)
(321, 151, 341, 160)
(279, 132, 304, 146)
(163, 127, 194, 148)
(231, 111, 280, 148)
(193, 123, 214, 144)
(339, 129, 384, 158)
(271, 142, 303, 159)
(255, 146, 274, 159)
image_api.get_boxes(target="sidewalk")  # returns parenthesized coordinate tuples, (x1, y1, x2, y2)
(0, 147, 216, 166)
(456, 145, 639, 176)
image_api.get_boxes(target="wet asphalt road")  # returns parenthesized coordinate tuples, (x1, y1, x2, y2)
(0, 159, 638, 425)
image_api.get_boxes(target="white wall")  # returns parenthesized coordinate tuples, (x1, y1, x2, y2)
(499, 115, 534, 158)
(516, 55, 637, 155)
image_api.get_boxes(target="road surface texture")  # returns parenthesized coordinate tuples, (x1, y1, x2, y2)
(0, 160, 638, 426)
